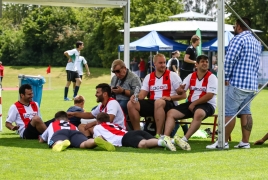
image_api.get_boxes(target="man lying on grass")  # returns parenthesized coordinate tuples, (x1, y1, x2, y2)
(93, 112, 180, 151)
(39, 111, 115, 152)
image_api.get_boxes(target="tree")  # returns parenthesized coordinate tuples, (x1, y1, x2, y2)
(225, 0, 268, 49)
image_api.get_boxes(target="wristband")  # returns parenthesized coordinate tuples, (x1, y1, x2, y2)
(122, 89, 126, 95)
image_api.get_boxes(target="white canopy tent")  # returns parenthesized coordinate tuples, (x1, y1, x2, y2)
(169, 11, 213, 19)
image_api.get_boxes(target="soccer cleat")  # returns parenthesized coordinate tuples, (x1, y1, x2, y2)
(206, 140, 229, 149)
(64, 97, 70, 101)
(155, 134, 160, 139)
(234, 141, 250, 149)
(162, 136, 176, 151)
(94, 137, 116, 151)
(52, 140, 70, 152)
(174, 136, 191, 151)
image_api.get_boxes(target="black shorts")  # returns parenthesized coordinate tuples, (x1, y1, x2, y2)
(70, 71, 80, 82)
(66, 70, 73, 82)
(49, 129, 88, 148)
(139, 99, 175, 117)
(172, 102, 215, 120)
(121, 130, 155, 148)
(23, 121, 40, 139)
(80, 75, 83, 79)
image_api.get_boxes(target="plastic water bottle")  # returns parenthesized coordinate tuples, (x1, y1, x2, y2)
(134, 86, 140, 102)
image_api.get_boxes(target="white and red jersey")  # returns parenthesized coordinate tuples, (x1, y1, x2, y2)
(183, 71, 218, 109)
(141, 70, 182, 105)
(6, 101, 41, 138)
(91, 98, 126, 129)
(93, 122, 127, 147)
(41, 120, 77, 145)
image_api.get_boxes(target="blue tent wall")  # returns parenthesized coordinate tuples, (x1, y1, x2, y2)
(118, 30, 188, 52)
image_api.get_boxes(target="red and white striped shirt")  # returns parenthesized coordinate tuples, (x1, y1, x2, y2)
(41, 120, 78, 145)
(93, 122, 127, 146)
(6, 101, 40, 137)
(91, 98, 126, 129)
(183, 71, 218, 109)
(141, 70, 182, 105)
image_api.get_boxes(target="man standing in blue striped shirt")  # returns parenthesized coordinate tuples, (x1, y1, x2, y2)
(207, 17, 262, 149)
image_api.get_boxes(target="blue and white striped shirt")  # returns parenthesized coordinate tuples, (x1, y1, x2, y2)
(224, 30, 262, 91)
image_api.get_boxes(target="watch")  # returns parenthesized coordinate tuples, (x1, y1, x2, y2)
(122, 89, 126, 95)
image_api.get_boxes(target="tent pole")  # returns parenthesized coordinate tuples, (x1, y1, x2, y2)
(217, 0, 225, 150)
(123, 0, 130, 69)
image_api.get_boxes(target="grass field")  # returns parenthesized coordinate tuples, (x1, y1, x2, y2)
(1, 66, 268, 179)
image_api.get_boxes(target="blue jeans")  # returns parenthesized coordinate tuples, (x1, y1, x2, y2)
(225, 85, 254, 116)
(117, 100, 128, 115)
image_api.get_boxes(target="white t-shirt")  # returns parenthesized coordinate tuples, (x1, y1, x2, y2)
(75, 56, 87, 76)
(65, 48, 80, 71)
(91, 98, 126, 129)
(141, 70, 182, 105)
(166, 58, 179, 69)
(65, 62, 74, 71)
(183, 71, 218, 109)
(6, 101, 41, 137)
(41, 120, 78, 145)
(93, 122, 127, 147)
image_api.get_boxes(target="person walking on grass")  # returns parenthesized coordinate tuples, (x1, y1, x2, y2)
(63, 41, 84, 101)
(39, 111, 115, 152)
(5, 84, 47, 139)
(206, 17, 262, 150)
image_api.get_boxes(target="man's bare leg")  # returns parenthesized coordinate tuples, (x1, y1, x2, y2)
(127, 100, 141, 130)
(154, 99, 166, 135)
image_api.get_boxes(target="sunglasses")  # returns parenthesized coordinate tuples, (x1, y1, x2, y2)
(112, 69, 121, 73)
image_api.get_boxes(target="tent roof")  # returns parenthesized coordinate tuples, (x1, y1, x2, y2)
(3, 0, 127, 7)
(119, 20, 262, 40)
(169, 11, 213, 19)
(202, 31, 234, 51)
(118, 30, 188, 52)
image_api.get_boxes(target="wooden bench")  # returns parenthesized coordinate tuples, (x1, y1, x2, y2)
(127, 114, 231, 143)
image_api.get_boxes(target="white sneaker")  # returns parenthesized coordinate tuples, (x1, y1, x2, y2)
(206, 141, 229, 149)
(234, 141, 250, 149)
(162, 136, 176, 151)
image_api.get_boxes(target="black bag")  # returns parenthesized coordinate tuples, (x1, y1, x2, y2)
(143, 116, 156, 136)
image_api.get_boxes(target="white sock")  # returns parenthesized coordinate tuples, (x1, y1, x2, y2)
(158, 139, 164, 147)
(182, 136, 188, 142)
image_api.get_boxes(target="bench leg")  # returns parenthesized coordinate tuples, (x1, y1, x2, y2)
(211, 116, 218, 143)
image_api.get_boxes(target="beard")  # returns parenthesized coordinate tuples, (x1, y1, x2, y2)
(96, 95, 103, 103)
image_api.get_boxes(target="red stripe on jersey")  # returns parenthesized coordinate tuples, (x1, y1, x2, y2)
(52, 120, 77, 133)
(188, 71, 212, 102)
(199, 71, 212, 98)
(162, 70, 171, 97)
(100, 122, 126, 136)
(148, 72, 156, 100)
(188, 72, 197, 102)
(14, 101, 38, 128)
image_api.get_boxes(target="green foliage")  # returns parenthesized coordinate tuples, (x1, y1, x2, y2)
(225, 0, 268, 50)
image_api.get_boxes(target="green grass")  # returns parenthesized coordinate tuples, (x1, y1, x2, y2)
(1, 66, 268, 179)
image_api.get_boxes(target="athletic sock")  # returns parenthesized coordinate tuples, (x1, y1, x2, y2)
(182, 136, 188, 142)
(158, 139, 164, 146)
(64, 87, 69, 98)
(73, 86, 80, 97)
